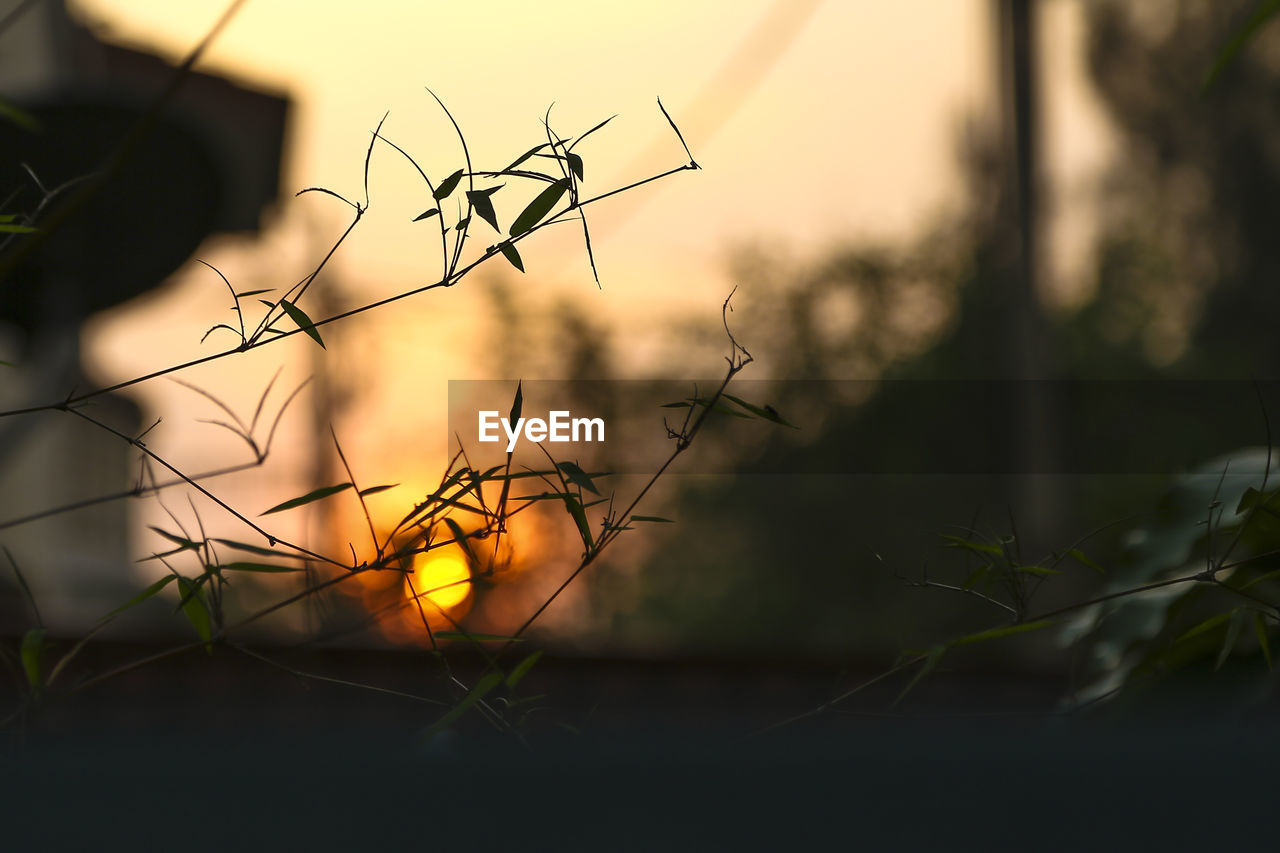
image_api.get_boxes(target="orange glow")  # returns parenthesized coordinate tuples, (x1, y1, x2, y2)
(409, 551, 472, 610)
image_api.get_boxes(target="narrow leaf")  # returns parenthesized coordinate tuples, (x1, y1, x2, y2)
(1203, 0, 1280, 91)
(506, 650, 543, 689)
(951, 619, 1058, 647)
(234, 288, 274, 298)
(1254, 611, 1273, 671)
(657, 96, 698, 167)
(566, 152, 584, 181)
(433, 168, 464, 200)
(148, 526, 202, 552)
(359, 484, 399, 497)
(413, 208, 440, 222)
(421, 670, 504, 741)
(501, 143, 549, 173)
(722, 394, 798, 428)
(1175, 611, 1234, 644)
(563, 494, 594, 550)
(498, 241, 524, 272)
(1014, 565, 1061, 577)
(1066, 548, 1105, 575)
(176, 576, 213, 651)
(509, 178, 570, 237)
(567, 114, 616, 152)
(261, 482, 353, 515)
(215, 562, 303, 573)
(1217, 609, 1245, 671)
(0, 96, 41, 131)
(435, 631, 524, 643)
(210, 538, 286, 558)
(466, 188, 502, 231)
(20, 627, 45, 691)
(443, 516, 477, 566)
(631, 515, 674, 523)
(894, 646, 944, 707)
(941, 535, 1003, 557)
(557, 461, 601, 496)
(104, 574, 178, 618)
(0, 224, 38, 233)
(961, 565, 989, 590)
(1238, 487, 1264, 514)
(509, 380, 523, 433)
(279, 299, 325, 349)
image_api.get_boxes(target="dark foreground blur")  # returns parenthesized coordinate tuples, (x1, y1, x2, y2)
(4, 640, 1277, 849)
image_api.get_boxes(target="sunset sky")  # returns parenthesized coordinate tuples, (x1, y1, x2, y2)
(12, 1, 1115, 622)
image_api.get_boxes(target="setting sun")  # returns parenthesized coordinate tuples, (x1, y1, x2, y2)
(408, 552, 472, 611)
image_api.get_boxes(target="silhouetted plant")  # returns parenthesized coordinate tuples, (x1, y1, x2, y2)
(0, 30, 795, 737)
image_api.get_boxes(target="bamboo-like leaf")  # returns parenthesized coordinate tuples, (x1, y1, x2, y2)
(941, 535, 1003, 557)
(509, 380, 523, 432)
(557, 461, 601, 495)
(234, 288, 274, 298)
(567, 114, 615, 152)
(1240, 568, 1280, 591)
(509, 178, 570, 237)
(176, 576, 213, 652)
(466, 187, 502, 231)
(214, 562, 303, 573)
(148, 526, 202, 552)
(454, 216, 471, 231)
(563, 493, 594, 550)
(261, 482, 353, 515)
(961, 565, 990, 591)
(1254, 611, 1273, 671)
(506, 650, 543, 689)
(359, 484, 398, 497)
(1217, 608, 1245, 671)
(1014, 565, 1061, 577)
(421, 670, 504, 741)
(435, 631, 524, 643)
(1204, 0, 1280, 91)
(631, 515, 674, 523)
(0, 96, 41, 131)
(1175, 611, 1233, 644)
(497, 241, 524, 272)
(722, 394, 798, 428)
(501, 143, 549, 173)
(413, 208, 440, 222)
(433, 168, 464, 200)
(951, 619, 1057, 647)
(1238, 487, 1263, 514)
(1066, 548, 1105, 574)
(566, 152, 584, 182)
(279, 299, 325, 349)
(0, 224, 38, 233)
(20, 627, 45, 691)
(104, 574, 178, 618)
(443, 516, 477, 566)
(210, 538, 285, 558)
(893, 646, 944, 707)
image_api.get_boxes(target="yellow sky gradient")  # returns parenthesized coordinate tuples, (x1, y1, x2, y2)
(55, 0, 1113, 579)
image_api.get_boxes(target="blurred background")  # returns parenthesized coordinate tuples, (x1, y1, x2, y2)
(4, 0, 1280, 738)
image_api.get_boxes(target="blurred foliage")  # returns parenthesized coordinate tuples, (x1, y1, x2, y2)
(529, 1, 1280, 707)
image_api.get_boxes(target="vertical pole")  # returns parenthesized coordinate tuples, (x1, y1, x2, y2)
(999, 0, 1060, 553)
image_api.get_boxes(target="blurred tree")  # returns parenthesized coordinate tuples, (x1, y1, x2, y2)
(506, 2, 1280, 679)
(1073, 0, 1280, 376)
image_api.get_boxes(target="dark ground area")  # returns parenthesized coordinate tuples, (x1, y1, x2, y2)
(4, 640, 1278, 849)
